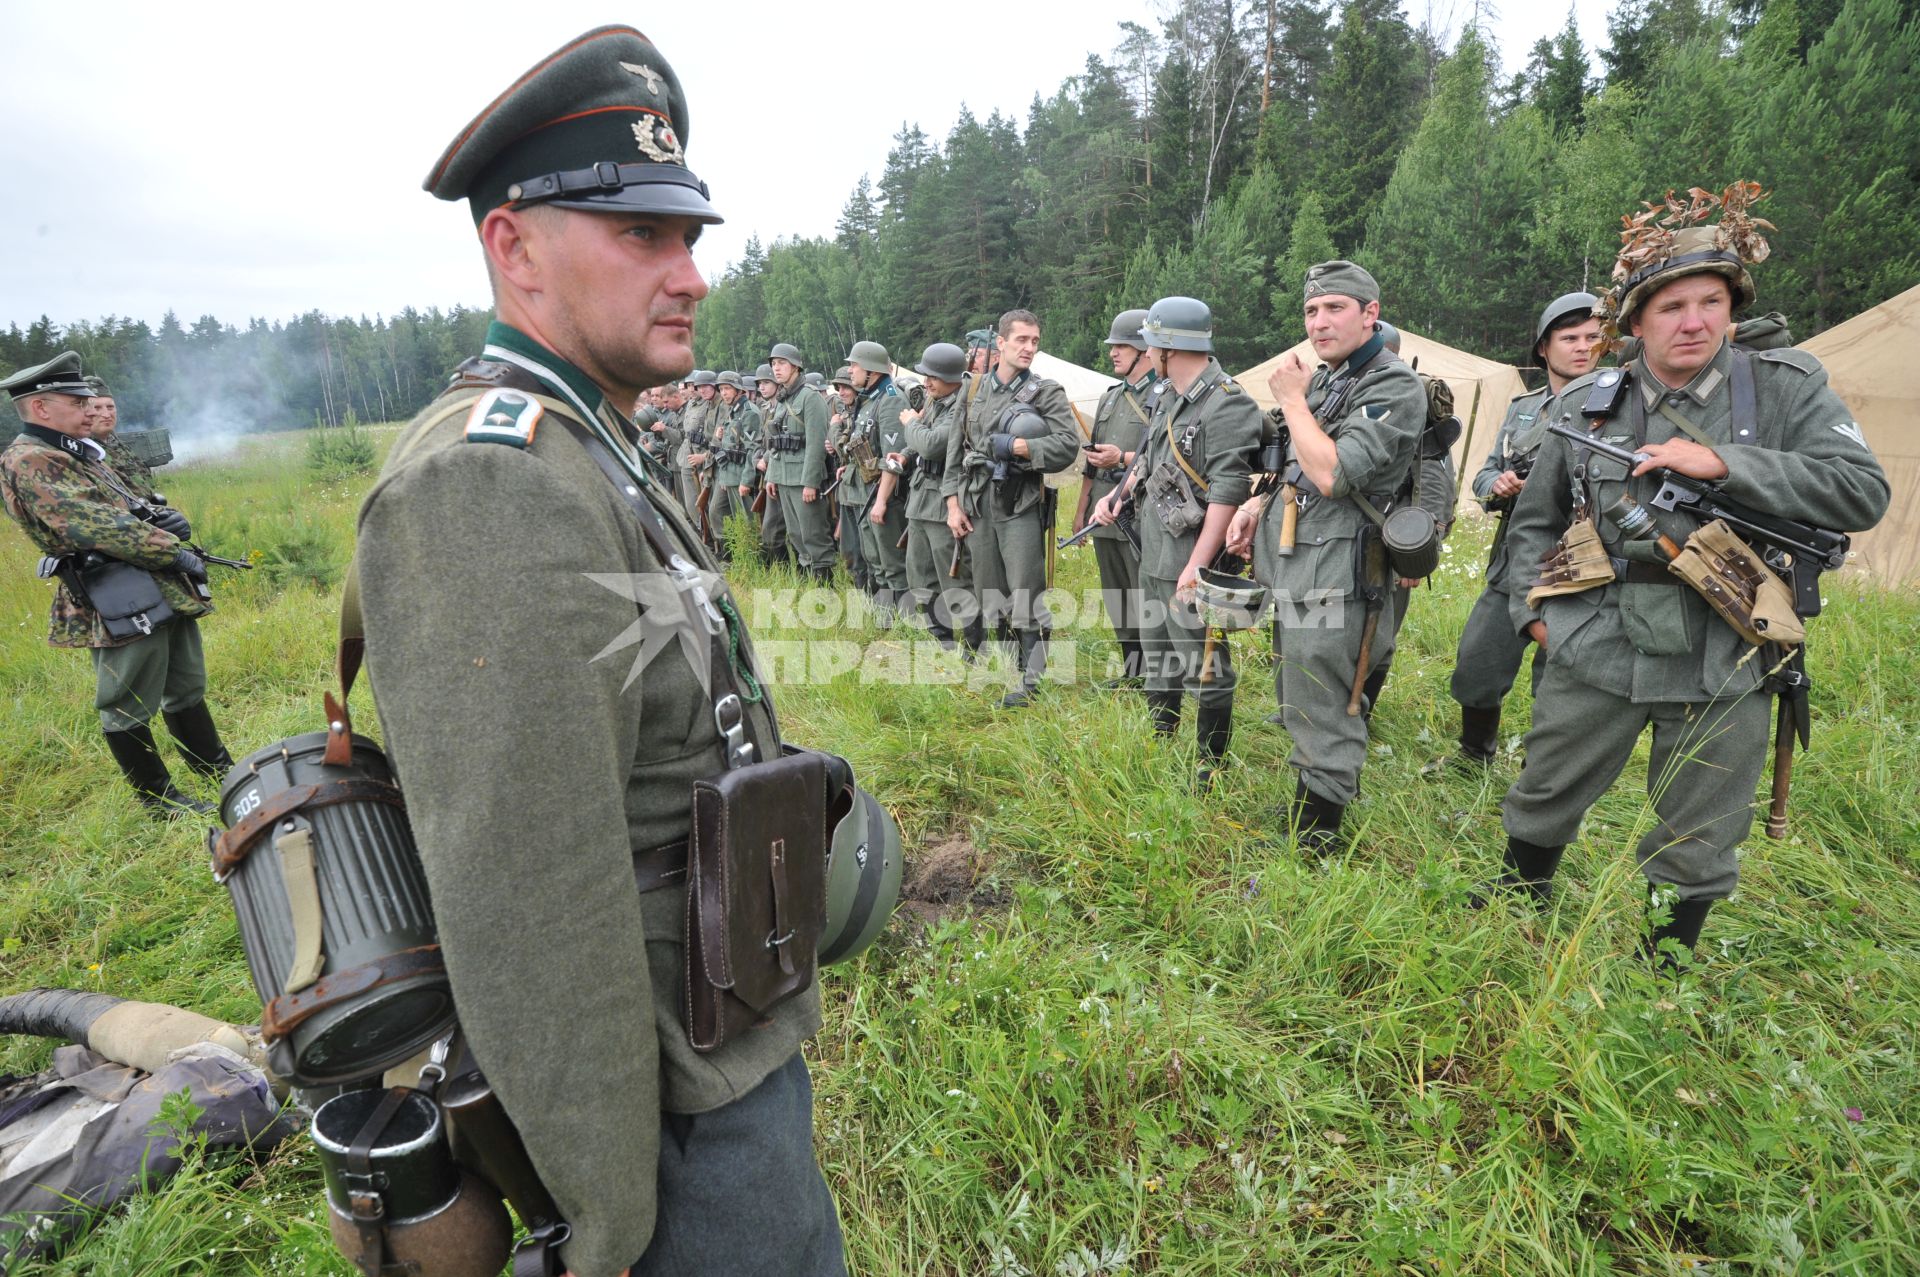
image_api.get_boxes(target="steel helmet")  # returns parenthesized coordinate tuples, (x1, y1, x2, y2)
(1533, 291, 1601, 351)
(914, 342, 968, 382)
(716, 370, 745, 390)
(754, 363, 776, 384)
(829, 366, 856, 389)
(1140, 296, 1213, 353)
(1374, 321, 1402, 355)
(768, 342, 805, 368)
(818, 758, 902, 965)
(687, 369, 718, 387)
(845, 340, 891, 374)
(1105, 308, 1150, 349)
(1615, 227, 1755, 329)
(804, 371, 825, 387)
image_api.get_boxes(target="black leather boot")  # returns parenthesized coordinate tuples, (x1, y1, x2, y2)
(1459, 704, 1501, 765)
(960, 617, 985, 664)
(1467, 835, 1565, 910)
(163, 700, 233, 781)
(104, 725, 213, 816)
(1360, 660, 1391, 722)
(1195, 705, 1232, 790)
(1102, 638, 1146, 689)
(1000, 629, 1045, 709)
(1644, 897, 1714, 971)
(1282, 777, 1345, 856)
(1145, 690, 1181, 737)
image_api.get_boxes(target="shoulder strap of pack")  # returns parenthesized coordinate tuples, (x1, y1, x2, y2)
(1163, 395, 1210, 493)
(1729, 346, 1758, 444)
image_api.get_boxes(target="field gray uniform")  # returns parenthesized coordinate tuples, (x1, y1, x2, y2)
(675, 394, 711, 518)
(1135, 360, 1260, 714)
(1084, 371, 1155, 678)
(1450, 386, 1554, 712)
(708, 399, 761, 539)
(941, 367, 1079, 637)
(854, 379, 911, 601)
(903, 380, 978, 641)
(1501, 342, 1888, 899)
(1251, 345, 1426, 807)
(828, 401, 870, 589)
(765, 384, 833, 577)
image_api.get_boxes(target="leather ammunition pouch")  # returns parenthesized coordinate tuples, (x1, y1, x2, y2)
(72, 553, 177, 640)
(848, 434, 883, 484)
(1145, 462, 1205, 537)
(1526, 515, 1615, 607)
(1668, 518, 1805, 646)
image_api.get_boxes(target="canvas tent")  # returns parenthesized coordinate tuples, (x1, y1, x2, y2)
(1235, 329, 1529, 515)
(1798, 284, 1920, 587)
(1032, 350, 1117, 489)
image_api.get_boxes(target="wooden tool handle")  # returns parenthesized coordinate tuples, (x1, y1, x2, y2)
(1278, 484, 1299, 557)
(1347, 610, 1380, 717)
(1200, 630, 1219, 685)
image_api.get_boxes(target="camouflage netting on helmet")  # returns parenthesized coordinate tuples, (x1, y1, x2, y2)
(1594, 181, 1774, 353)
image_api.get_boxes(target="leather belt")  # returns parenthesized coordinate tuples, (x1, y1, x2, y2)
(633, 838, 690, 893)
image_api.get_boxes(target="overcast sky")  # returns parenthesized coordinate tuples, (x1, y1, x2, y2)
(1, 0, 1611, 333)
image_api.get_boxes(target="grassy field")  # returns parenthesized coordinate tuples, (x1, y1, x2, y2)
(2, 430, 1917, 1276)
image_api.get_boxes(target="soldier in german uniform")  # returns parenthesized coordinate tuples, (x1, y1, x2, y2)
(764, 344, 834, 582)
(1227, 261, 1426, 850)
(897, 342, 981, 653)
(82, 377, 157, 500)
(1489, 194, 1887, 962)
(707, 370, 761, 557)
(1, 353, 233, 814)
(847, 341, 911, 623)
(821, 366, 867, 591)
(1094, 298, 1260, 784)
(751, 363, 788, 567)
(678, 370, 716, 521)
(359, 27, 847, 1275)
(1072, 309, 1157, 686)
(941, 310, 1081, 708)
(1431, 292, 1601, 772)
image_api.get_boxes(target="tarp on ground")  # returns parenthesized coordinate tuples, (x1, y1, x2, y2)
(1797, 284, 1920, 586)
(1235, 329, 1530, 515)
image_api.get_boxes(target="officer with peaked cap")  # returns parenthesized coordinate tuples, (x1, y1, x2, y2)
(356, 27, 851, 1276)
(1073, 308, 1158, 686)
(1425, 292, 1602, 775)
(1225, 261, 1427, 852)
(1489, 188, 1887, 964)
(1, 353, 234, 814)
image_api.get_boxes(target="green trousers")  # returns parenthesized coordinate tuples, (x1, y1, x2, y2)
(708, 484, 755, 551)
(1093, 535, 1143, 652)
(859, 499, 910, 593)
(759, 484, 789, 562)
(1141, 573, 1235, 707)
(971, 497, 1053, 632)
(906, 516, 977, 628)
(93, 618, 208, 732)
(777, 484, 834, 573)
(1273, 587, 1399, 806)
(1450, 582, 1541, 710)
(1501, 663, 1771, 900)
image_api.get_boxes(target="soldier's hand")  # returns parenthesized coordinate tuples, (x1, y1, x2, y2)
(1225, 506, 1258, 557)
(1175, 561, 1201, 599)
(739, 485, 751, 498)
(173, 548, 208, 581)
(1269, 352, 1314, 404)
(947, 506, 972, 539)
(803, 487, 818, 503)
(147, 507, 192, 539)
(1632, 438, 1728, 480)
(1526, 620, 1548, 651)
(1090, 494, 1117, 527)
(1083, 442, 1123, 469)
(756, 457, 767, 472)
(1491, 469, 1527, 498)
(1398, 576, 1421, 589)
(898, 408, 920, 426)
(868, 502, 886, 526)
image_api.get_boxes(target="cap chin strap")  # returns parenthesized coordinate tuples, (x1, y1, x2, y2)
(504, 160, 711, 205)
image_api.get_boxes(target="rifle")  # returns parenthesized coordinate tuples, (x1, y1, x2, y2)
(181, 545, 254, 603)
(1482, 453, 1535, 513)
(1058, 452, 1143, 555)
(1544, 421, 1848, 617)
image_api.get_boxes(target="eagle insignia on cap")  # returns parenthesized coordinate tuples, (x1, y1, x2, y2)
(620, 61, 665, 95)
(632, 117, 686, 166)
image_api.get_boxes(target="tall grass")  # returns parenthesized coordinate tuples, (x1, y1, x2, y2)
(3, 434, 1915, 1274)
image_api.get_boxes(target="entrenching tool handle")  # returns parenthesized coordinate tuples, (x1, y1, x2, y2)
(1766, 695, 1794, 839)
(1200, 630, 1219, 685)
(1278, 484, 1299, 557)
(1347, 609, 1380, 717)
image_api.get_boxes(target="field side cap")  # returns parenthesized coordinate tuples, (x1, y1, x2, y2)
(1303, 260, 1379, 306)
(83, 375, 112, 396)
(424, 25, 721, 227)
(769, 342, 804, 368)
(1533, 292, 1601, 348)
(1105, 308, 1150, 348)
(3, 352, 92, 400)
(964, 328, 994, 351)
(1140, 296, 1213, 352)
(914, 343, 967, 381)
(845, 341, 891, 374)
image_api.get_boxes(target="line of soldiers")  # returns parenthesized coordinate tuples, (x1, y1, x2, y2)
(0, 361, 235, 814)
(626, 209, 1888, 966)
